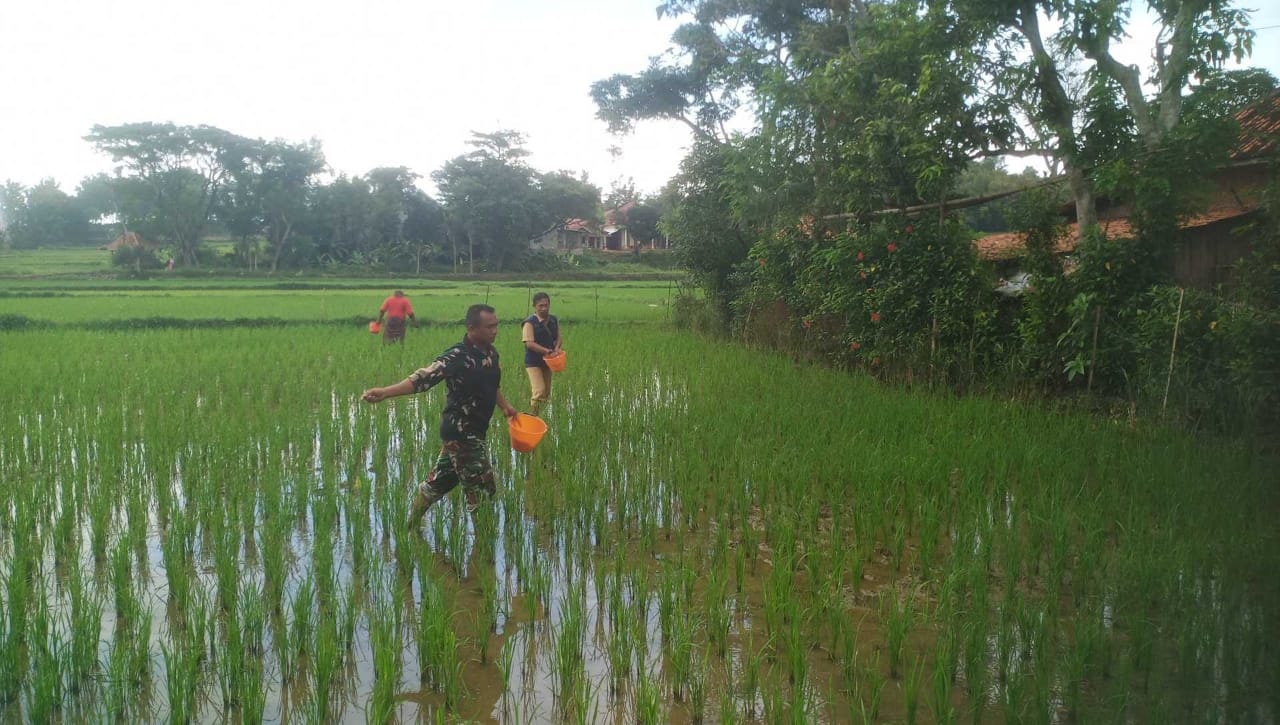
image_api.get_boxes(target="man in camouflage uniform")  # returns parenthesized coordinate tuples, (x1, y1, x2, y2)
(361, 303, 518, 528)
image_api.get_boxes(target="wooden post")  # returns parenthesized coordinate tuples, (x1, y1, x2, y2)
(1161, 288, 1186, 416)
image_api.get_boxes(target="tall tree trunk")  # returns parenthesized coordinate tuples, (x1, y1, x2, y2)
(1068, 165, 1098, 233)
(1017, 3, 1098, 235)
(268, 218, 293, 275)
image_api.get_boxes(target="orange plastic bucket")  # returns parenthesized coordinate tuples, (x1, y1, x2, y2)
(508, 413, 548, 453)
(543, 350, 567, 372)
(369, 321, 381, 334)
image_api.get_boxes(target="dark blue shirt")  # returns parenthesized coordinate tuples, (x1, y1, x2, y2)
(523, 314, 560, 367)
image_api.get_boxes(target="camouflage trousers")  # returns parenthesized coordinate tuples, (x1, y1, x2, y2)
(418, 435, 496, 508)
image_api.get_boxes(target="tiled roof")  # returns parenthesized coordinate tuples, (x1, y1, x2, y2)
(604, 201, 637, 226)
(1232, 91, 1280, 160)
(563, 218, 598, 233)
(974, 200, 1258, 260)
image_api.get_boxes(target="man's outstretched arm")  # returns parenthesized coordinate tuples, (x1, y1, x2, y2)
(362, 378, 415, 403)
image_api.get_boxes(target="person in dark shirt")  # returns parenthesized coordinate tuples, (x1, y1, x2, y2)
(361, 303, 518, 527)
(521, 291, 562, 415)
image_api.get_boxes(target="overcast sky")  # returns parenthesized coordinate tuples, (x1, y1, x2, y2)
(2, 0, 1278, 198)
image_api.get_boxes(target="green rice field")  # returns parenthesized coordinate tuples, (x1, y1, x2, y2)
(0, 285, 1276, 723)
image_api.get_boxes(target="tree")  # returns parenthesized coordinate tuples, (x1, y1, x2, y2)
(604, 177, 638, 211)
(953, 0, 1255, 229)
(661, 142, 755, 311)
(0, 179, 101, 248)
(953, 159, 1047, 232)
(538, 171, 601, 228)
(402, 191, 447, 274)
(306, 175, 376, 264)
(433, 131, 600, 272)
(254, 140, 326, 273)
(624, 203, 663, 245)
(85, 123, 253, 264)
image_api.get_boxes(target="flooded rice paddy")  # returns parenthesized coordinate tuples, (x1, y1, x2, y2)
(0, 322, 1276, 723)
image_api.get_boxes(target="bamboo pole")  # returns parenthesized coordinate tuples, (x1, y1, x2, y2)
(1161, 288, 1186, 416)
(1086, 306, 1102, 393)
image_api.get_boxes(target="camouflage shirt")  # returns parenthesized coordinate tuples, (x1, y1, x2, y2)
(410, 337, 501, 441)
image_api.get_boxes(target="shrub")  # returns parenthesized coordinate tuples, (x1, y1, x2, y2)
(743, 216, 1000, 382)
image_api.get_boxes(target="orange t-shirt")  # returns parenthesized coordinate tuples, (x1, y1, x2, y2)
(380, 296, 414, 318)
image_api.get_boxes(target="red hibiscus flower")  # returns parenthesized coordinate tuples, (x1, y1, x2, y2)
(856, 251, 864, 261)
(850, 341, 861, 350)
(870, 312, 881, 322)
(887, 243, 897, 252)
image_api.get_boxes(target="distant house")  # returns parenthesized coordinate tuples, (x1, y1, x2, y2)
(602, 201, 639, 250)
(974, 92, 1278, 290)
(99, 231, 161, 251)
(532, 201, 670, 252)
(530, 218, 604, 253)
(601, 201, 669, 250)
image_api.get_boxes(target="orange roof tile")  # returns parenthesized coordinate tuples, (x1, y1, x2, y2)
(974, 200, 1258, 260)
(1232, 91, 1280, 160)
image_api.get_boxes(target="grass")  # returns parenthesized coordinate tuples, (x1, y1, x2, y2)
(0, 283, 1275, 721)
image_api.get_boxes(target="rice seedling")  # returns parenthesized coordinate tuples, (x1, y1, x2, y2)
(110, 537, 136, 621)
(634, 664, 662, 725)
(238, 586, 267, 725)
(904, 652, 926, 724)
(65, 566, 103, 694)
(128, 613, 153, 694)
(784, 606, 811, 689)
(25, 591, 65, 724)
(705, 576, 731, 660)
(882, 590, 914, 679)
(497, 634, 518, 717)
(161, 637, 200, 725)
(930, 650, 958, 725)
(739, 635, 764, 718)
(217, 605, 245, 714)
(861, 649, 886, 721)
(551, 576, 588, 715)
(367, 593, 404, 724)
(289, 574, 315, 679)
(474, 557, 499, 663)
(666, 611, 698, 702)
(687, 648, 709, 723)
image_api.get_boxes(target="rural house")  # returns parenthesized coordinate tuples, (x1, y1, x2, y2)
(530, 218, 603, 253)
(975, 92, 1279, 291)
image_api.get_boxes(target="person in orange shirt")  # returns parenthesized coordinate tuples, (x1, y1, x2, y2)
(377, 289, 417, 343)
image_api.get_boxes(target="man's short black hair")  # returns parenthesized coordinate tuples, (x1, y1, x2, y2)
(465, 303, 496, 328)
(532, 291, 550, 305)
